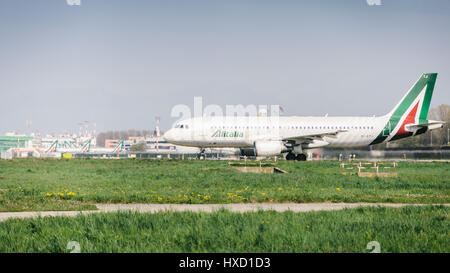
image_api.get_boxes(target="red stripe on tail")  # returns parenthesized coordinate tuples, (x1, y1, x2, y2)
(394, 102, 419, 137)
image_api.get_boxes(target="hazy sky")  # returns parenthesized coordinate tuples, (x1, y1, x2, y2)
(0, 0, 449, 134)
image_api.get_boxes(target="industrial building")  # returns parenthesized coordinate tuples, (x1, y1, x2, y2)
(0, 135, 33, 152)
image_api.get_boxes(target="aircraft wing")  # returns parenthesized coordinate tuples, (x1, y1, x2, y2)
(282, 130, 347, 145)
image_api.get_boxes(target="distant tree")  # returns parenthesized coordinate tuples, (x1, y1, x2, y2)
(96, 132, 107, 147)
(129, 143, 146, 152)
(96, 129, 154, 147)
(429, 104, 450, 145)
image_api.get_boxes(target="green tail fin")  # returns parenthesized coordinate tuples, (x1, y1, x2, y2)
(387, 73, 437, 123)
(371, 73, 438, 145)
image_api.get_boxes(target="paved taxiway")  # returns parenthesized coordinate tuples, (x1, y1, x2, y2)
(0, 203, 448, 222)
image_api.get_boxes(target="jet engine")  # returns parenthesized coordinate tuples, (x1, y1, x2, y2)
(254, 140, 286, 156)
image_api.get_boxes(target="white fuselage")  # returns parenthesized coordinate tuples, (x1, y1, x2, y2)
(164, 115, 390, 149)
(163, 73, 443, 157)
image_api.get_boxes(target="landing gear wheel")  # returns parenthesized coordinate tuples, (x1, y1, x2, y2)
(295, 154, 307, 161)
(286, 153, 296, 161)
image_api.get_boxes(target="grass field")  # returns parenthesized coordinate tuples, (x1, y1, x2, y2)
(0, 206, 448, 253)
(0, 159, 449, 212)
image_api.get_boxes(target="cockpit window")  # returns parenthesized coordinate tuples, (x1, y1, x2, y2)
(174, 124, 189, 129)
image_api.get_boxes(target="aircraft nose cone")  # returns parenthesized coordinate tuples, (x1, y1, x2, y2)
(163, 129, 174, 142)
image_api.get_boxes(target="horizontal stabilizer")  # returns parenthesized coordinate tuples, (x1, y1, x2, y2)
(405, 120, 445, 132)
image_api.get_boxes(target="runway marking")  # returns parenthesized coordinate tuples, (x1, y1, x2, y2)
(0, 203, 448, 222)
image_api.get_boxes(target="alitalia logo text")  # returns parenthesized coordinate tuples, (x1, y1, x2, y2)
(211, 130, 244, 138)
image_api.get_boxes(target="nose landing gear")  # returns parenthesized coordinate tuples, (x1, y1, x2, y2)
(197, 148, 206, 159)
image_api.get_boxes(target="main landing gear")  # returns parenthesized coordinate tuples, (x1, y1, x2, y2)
(286, 152, 306, 161)
(197, 148, 206, 159)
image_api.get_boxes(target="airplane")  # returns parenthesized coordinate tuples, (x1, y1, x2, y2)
(45, 139, 91, 154)
(163, 73, 445, 161)
(86, 140, 125, 154)
(45, 140, 58, 153)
